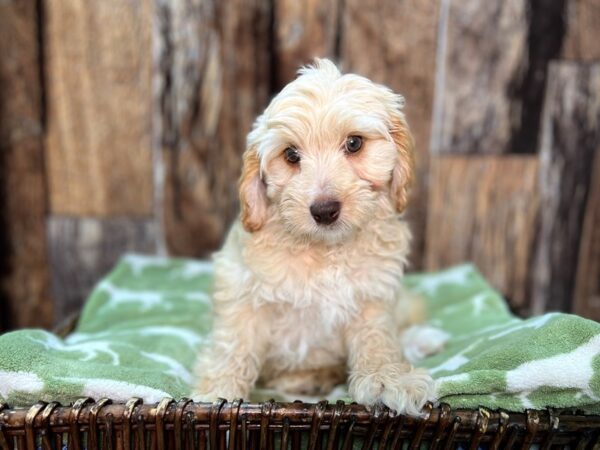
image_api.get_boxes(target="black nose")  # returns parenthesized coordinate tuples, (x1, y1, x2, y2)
(310, 200, 341, 225)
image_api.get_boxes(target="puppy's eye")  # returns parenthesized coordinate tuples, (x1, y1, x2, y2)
(345, 135, 363, 153)
(284, 146, 301, 164)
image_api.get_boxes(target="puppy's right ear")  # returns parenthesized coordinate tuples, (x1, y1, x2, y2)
(239, 146, 268, 232)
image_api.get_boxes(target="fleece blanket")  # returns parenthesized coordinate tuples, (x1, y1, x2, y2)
(1, 254, 599, 412)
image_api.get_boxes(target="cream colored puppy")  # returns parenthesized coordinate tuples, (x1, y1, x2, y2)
(193, 59, 442, 416)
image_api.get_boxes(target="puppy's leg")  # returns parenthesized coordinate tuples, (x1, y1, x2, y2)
(345, 302, 436, 417)
(264, 365, 346, 396)
(392, 286, 427, 329)
(193, 304, 269, 402)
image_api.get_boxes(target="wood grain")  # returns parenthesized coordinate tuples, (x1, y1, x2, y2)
(0, 0, 52, 330)
(274, 0, 340, 88)
(574, 151, 600, 320)
(45, 0, 153, 216)
(563, 0, 600, 60)
(532, 62, 600, 314)
(155, 0, 272, 257)
(508, 0, 566, 155)
(430, 0, 528, 155)
(425, 156, 539, 312)
(340, 0, 439, 269)
(47, 216, 157, 323)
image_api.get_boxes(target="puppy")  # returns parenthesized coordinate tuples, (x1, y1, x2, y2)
(193, 59, 443, 416)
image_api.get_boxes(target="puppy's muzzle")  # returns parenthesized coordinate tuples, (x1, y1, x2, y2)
(310, 200, 341, 225)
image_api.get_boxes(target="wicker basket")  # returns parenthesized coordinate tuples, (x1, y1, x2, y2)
(1, 399, 600, 450)
(0, 315, 595, 449)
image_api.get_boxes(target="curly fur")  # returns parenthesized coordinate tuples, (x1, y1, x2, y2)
(193, 59, 440, 416)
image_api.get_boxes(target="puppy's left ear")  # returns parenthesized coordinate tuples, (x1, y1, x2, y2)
(239, 145, 269, 232)
(389, 113, 415, 213)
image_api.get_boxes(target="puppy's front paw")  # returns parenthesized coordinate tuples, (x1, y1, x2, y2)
(349, 365, 436, 417)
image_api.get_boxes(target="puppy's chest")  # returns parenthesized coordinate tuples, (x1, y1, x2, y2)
(265, 304, 346, 368)
(252, 246, 403, 313)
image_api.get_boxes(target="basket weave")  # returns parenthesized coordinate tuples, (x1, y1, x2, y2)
(0, 314, 590, 448)
(1, 399, 600, 450)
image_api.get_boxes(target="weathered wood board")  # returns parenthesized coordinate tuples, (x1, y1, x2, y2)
(274, 0, 340, 88)
(1, 0, 600, 327)
(563, 0, 600, 60)
(0, 0, 53, 330)
(47, 216, 157, 323)
(155, 0, 273, 257)
(532, 62, 600, 314)
(425, 155, 539, 312)
(44, 0, 154, 216)
(567, 0, 600, 320)
(574, 151, 600, 320)
(430, 0, 529, 155)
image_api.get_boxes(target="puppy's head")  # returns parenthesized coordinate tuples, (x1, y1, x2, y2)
(239, 58, 414, 242)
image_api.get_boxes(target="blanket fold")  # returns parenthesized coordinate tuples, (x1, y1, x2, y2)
(1, 254, 599, 412)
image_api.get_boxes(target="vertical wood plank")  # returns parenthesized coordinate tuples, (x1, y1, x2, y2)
(431, 0, 567, 156)
(274, 0, 340, 88)
(340, 0, 439, 269)
(0, 0, 52, 330)
(508, 0, 567, 155)
(430, 0, 529, 155)
(574, 151, 600, 320)
(425, 156, 539, 313)
(45, 0, 154, 216)
(155, 0, 272, 257)
(532, 62, 600, 314)
(563, 0, 600, 60)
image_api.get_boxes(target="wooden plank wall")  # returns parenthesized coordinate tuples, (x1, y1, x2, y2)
(42, 0, 157, 321)
(0, 0, 599, 329)
(425, 0, 565, 315)
(155, 0, 272, 258)
(575, 151, 600, 319)
(531, 62, 600, 314)
(0, 0, 53, 329)
(45, 0, 154, 217)
(562, 2, 600, 319)
(429, 0, 529, 155)
(426, 156, 539, 313)
(563, 0, 600, 61)
(425, 0, 600, 317)
(47, 217, 157, 321)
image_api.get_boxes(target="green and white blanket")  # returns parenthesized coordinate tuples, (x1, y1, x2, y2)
(1, 254, 599, 412)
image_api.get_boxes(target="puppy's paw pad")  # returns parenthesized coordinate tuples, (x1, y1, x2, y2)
(402, 325, 450, 364)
